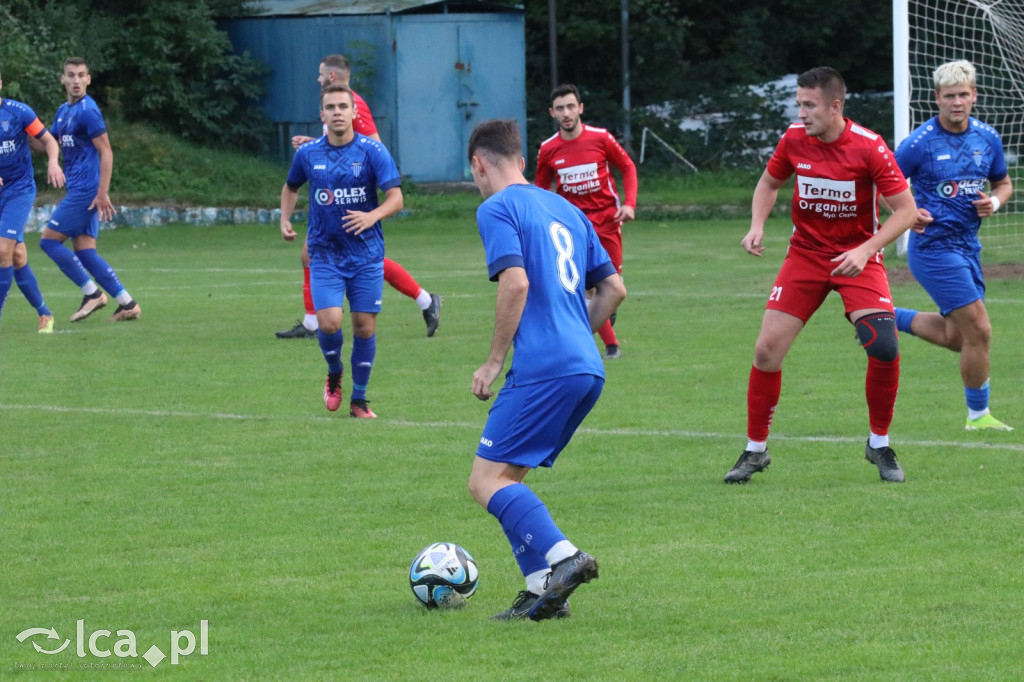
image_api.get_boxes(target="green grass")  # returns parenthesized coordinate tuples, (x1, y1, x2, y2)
(2, 205, 1023, 680)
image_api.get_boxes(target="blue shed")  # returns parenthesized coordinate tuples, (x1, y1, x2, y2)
(225, 0, 526, 182)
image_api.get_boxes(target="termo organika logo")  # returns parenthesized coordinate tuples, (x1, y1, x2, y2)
(15, 619, 209, 669)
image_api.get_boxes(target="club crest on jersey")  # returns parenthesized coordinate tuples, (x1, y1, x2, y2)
(0, 121, 10, 133)
(972, 150, 983, 168)
(351, 162, 363, 178)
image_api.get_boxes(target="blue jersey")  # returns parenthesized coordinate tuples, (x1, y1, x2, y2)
(286, 135, 400, 265)
(476, 183, 616, 387)
(0, 98, 47, 192)
(895, 115, 1008, 252)
(51, 95, 107, 197)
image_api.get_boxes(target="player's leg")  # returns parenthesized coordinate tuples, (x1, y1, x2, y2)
(71, 230, 141, 322)
(277, 240, 318, 339)
(469, 376, 603, 620)
(40, 199, 109, 320)
(311, 261, 346, 412)
(12, 242, 54, 333)
(0, 236, 15, 323)
(852, 308, 904, 482)
(595, 229, 622, 357)
(383, 257, 441, 337)
(347, 260, 384, 418)
(947, 300, 1011, 430)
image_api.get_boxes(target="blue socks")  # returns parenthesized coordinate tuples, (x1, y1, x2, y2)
(74, 248, 126, 298)
(894, 307, 918, 336)
(318, 329, 344, 375)
(0, 265, 12, 318)
(15, 264, 51, 316)
(487, 483, 567, 576)
(350, 334, 375, 401)
(40, 238, 91, 288)
(965, 380, 990, 413)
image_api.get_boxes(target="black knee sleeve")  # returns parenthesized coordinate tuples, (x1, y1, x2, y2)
(855, 312, 899, 362)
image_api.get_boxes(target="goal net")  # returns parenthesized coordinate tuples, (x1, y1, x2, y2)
(893, 0, 1024, 258)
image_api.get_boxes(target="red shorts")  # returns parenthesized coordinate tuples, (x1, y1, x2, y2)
(593, 220, 623, 273)
(766, 245, 894, 323)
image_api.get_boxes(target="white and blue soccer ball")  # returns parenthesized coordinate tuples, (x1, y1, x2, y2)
(409, 542, 479, 609)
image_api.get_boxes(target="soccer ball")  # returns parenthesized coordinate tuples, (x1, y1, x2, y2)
(409, 542, 479, 609)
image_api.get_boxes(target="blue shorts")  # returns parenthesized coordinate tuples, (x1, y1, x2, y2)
(907, 245, 984, 315)
(476, 374, 604, 469)
(47, 193, 99, 239)
(0, 185, 36, 244)
(309, 258, 384, 313)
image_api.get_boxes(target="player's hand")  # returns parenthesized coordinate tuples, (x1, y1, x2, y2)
(614, 205, 635, 224)
(342, 210, 376, 235)
(47, 161, 66, 189)
(280, 221, 297, 241)
(89, 193, 115, 222)
(972, 190, 998, 218)
(291, 135, 314, 150)
(911, 207, 933, 233)
(830, 245, 871, 277)
(741, 227, 766, 256)
(472, 361, 502, 401)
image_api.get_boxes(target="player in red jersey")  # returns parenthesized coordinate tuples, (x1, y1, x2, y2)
(723, 67, 919, 485)
(535, 83, 637, 359)
(279, 54, 441, 339)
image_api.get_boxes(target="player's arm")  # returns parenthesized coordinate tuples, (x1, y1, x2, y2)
(534, 151, 554, 190)
(830, 188, 917, 277)
(608, 135, 638, 223)
(342, 186, 403, 235)
(742, 170, 786, 256)
(36, 130, 66, 189)
(587, 271, 627, 332)
(90, 133, 115, 222)
(973, 175, 1013, 219)
(291, 135, 314, 149)
(472, 266, 528, 401)
(280, 183, 301, 241)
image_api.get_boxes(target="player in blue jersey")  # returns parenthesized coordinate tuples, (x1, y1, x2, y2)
(0, 69, 65, 333)
(280, 83, 403, 418)
(466, 119, 626, 621)
(893, 60, 1014, 431)
(39, 57, 141, 323)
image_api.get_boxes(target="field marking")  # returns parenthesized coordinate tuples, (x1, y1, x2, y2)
(5, 403, 1023, 452)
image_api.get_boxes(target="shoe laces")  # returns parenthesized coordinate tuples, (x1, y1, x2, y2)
(510, 590, 535, 609)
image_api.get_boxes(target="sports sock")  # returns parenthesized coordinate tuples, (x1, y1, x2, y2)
(545, 540, 579, 566)
(40, 238, 92, 287)
(74, 248, 126, 298)
(14, 264, 50, 316)
(869, 432, 890, 449)
(866, 356, 899, 436)
(302, 314, 318, 332)
(414, 289, 431, 310)
(383, 258, 421, 299)
(302, 266, 315, 316)
(597, 318, 618, 347)
(747, 366, 782, 442)
(317, 328, 344, 375)
(0, 265, 13, 318)
(966, 380, 991, 417)
(501, 526, 549, 579)
(525, 569, 551, 595)
(486, 483, 567, 560)
(745, 441, 767, 453)
(350, 334, 376, 401)
(894, 307, 918, 335)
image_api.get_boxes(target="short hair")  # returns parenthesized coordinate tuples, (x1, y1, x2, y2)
(320, 83, 353, 108)
(550, 83, 581, 106)
(797, 66, 846, 104)
(321, 54, 351, 77)
(934, 60, 976, 90)
(63, 56, 88, 71)
(467, 119, 521, 165)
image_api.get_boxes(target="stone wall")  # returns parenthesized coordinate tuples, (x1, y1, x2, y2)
(25, 206, 306, 231)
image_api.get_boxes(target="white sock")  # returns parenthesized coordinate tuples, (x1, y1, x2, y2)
(525, 569, 550, 595)
(302, 314, 318, 332)
(745, 441, 767, 453)
(968, 407, 990, 421)
(415, 289, 432, 310)
(869, 432, 889, 449)
(116, 292, 133, 306)
(82, 281, 99, 296)
(545, 540, 578, 566)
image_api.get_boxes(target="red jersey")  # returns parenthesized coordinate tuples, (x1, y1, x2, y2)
(535, 125, 638, 229)
(767, 118, 907, 255)
(320, 89, 378, 138)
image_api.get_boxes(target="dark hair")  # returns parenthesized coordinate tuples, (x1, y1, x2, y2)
(63, 56, 88, 70)
(321, 54, 351, 75)
(320, 83, 353, 108)
(467, 119, 521, 164)
(797, 67, 846, 103)
(550, 83, 581, 106)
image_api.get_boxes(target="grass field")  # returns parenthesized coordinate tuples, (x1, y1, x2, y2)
(2, 204, 1023, 680)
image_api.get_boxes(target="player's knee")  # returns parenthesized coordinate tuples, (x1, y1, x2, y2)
(39, 238, 63, 259)
(856, 312, 899, 362)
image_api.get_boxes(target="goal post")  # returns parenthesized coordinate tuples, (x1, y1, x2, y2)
(892, 0, 1024, 258)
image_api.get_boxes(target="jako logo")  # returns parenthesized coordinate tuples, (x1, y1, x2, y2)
(15, 619, 209, 669)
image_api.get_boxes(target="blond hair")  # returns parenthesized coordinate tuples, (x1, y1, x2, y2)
(934, 60, 976, 90)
